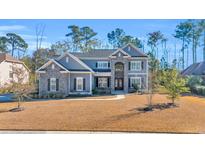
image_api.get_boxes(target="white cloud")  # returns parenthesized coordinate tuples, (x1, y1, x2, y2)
(20, 34, 47, 40)
(0, 25, 26, 31)
(27, 41, 51, 51)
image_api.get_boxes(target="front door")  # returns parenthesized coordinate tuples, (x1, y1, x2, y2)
(115, 78, 123, 90)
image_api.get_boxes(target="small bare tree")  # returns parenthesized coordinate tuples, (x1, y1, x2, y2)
(147, 53, 160, 109)
(8, 64, 34, 110)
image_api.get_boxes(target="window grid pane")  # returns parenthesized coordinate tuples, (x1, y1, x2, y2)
(98, 77, 108, 88)
(76, 78, 83, 91)
(131, 61, 141, 71)
(130, 77, 141, 88)
(98, 61, 108, 69)
(50, 78, 56, 91)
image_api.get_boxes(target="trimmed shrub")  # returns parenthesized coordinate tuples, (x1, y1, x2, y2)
(187, 76, 203, 88)
(192, 85, 205, 96)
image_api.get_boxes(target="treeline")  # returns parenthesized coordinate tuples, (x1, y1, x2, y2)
(0, 19, 205, 74)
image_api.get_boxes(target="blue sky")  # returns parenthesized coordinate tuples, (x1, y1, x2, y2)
(0, 19, 203, 65)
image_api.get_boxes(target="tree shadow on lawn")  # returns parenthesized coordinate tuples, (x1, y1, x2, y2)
(181, 93, 205, 99)
(110, 103, 178, 122)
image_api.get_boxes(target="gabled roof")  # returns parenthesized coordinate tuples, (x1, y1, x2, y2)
(122, 43, 148, 57)
(109, 48, 131, 57)
(72, 49, 116, 58)
(71, 43, 147, 58)
(36, 59, 70, 73)
(0, 53, 23, 63)
(181, 62, 205, 76)
(56, 52, 94, 72)
(0, 53, 30, 72)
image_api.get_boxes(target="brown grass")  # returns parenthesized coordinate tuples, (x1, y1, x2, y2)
(0, 94, 205, 133)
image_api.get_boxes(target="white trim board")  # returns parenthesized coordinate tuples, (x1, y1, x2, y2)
(70, 71, 92, 74)
(94, 72, 111, 76)
(36, 59, 69, 73)
(109, 48, 131, 58)
(128, 72, 147, 75)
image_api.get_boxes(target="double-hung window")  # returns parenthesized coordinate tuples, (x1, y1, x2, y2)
(130, 77, 141, 88)
(130, 61, 141, 71)
(9, 71, 13, 79)
(76, 77, 83, 91)
(50, 78, 56, 91)
(97, 61, 108, 69)
(98, 77, 108, 88)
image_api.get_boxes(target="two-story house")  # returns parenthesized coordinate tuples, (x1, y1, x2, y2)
(36, 43, 148, 96)
(0, 53, 30, 87)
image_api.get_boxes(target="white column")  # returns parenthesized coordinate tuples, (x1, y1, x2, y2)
(90, 73, 92, 95)
(146, 59, 149, 92)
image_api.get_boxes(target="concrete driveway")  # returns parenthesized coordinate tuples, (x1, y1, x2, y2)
(0, 94, 13, 102)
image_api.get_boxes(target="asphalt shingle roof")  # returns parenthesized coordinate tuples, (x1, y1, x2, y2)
(71, 44, 147, 58)
(122, 45, 147, 57)
(0, 53, 23, 64)
(181, 62, 205, 76)
(71, 49, 116, 58)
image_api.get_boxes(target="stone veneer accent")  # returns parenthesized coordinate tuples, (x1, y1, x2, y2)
(110, 54, 129, 94)
(39, 62, 69, 97)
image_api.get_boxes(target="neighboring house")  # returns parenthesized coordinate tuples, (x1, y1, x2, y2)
(36, 43, 149, 96)
(181, 61, 205, 80)
(0, 53, 30, 87)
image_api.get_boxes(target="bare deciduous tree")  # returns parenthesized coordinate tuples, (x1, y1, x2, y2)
(35, 24, 46, 51)
(4, 64, 35, 110)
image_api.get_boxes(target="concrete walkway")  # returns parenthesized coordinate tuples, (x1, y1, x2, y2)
(65, 95, 125, 101)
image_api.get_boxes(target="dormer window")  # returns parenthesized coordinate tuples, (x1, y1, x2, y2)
(97, 61, 109, 69)
(66, 57, 69, 63)
(52, 64, 55, 69)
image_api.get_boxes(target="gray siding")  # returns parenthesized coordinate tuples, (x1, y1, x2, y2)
(58, 55, 89, 70)
(70, 73, 92, 93)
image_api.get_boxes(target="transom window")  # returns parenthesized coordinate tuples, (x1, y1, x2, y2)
(130, 61, 141, 71)
(50, 78, 56, 91)
(130, 77, 141, 88)
(98, 77, 108, 88)
(76, 77, 83, 91)
(97, 61, 108, 69)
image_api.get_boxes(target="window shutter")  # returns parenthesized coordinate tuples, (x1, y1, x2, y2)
(48, 79, 50, 91)
(83, 78, 86, 90)
(96, 62, 98, 68)
(108, 62, 110, 68)
(129, 62, 130, 70)
(96, 77, 98, 87)
(141, 61, 144, 70)
(141, 77, 144, 88)
(56, 79, 59, 91)
(128, 78, 130, 88)
(107, 77, 110, 87)
(74, 78, 76, 90)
